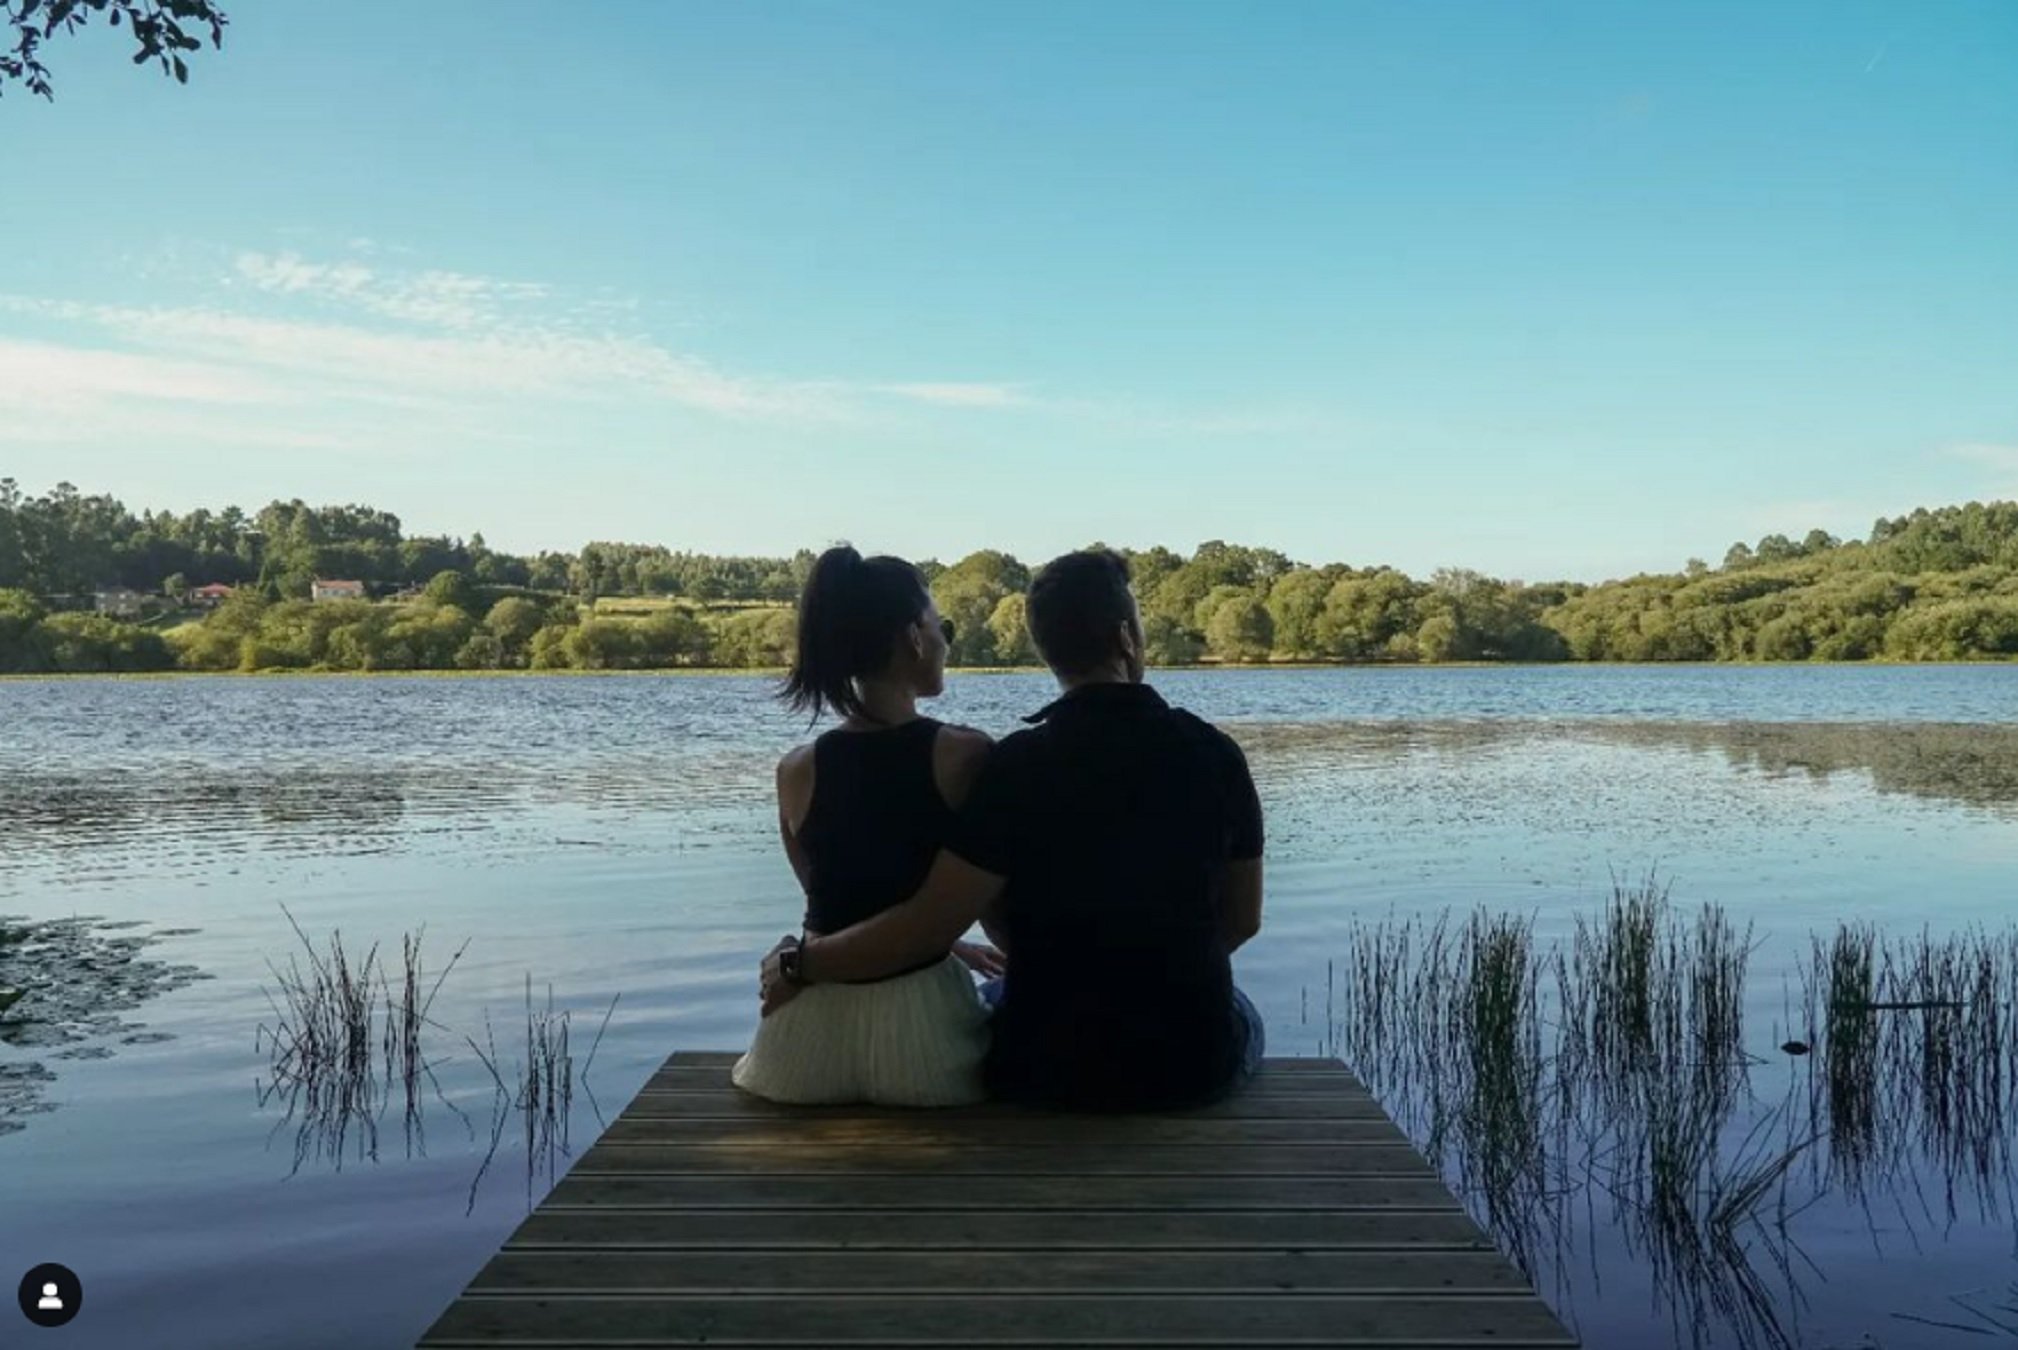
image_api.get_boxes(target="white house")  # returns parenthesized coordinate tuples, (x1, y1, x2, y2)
(93, 586, 147, 618)
(311, 579, 369, 602)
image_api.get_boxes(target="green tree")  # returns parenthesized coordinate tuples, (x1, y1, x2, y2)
(933, 550, 1029, 666)
(986, 593, 1034, 666)
(527, 553, 572, 591)
(1264, 567, 1338, 660)
(1193, 584, 1254, 635)
(1416, 611, 1461, 662)
(455, 633, 505, 670)
(528, 625, 574, 670)
(424, 568, 478, 613)
(169, 587, 266, 669)
(639, 608, 707, 665)
(0, 588, 48, 672)
(562, 617, 643, 670)
(1140, 613, 1203, 666)
(703, 608, 793, 668)
(1204, 592, 1273, 663)
(484, 596, 548, 664)
(40, 613, 170, 672)
(1314, 569, 1421, 660)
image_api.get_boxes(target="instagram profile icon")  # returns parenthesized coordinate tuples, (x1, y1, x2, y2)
(18, 1263, 83, 1329)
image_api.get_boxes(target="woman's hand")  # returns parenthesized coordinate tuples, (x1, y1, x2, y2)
(759, 936, 804, 1017)
(950, 940, 1007, 980)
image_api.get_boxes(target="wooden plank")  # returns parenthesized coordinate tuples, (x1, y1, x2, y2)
(597, 1115, 1408, 1145)
(467, 1249, 1532, 1295)
(417, 1293, 1578, 1347)
(503, 1208, 1494, 1252)
(569, 1143, 1433, 1177)
(645, 1066, 1373, 1095)
(418, 1047, 1576, 1349)
(539, 1173, 1466, 1211)
(623, 1091, 1395, 1121)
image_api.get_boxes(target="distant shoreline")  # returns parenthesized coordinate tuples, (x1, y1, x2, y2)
(4, 658, 2012, 683)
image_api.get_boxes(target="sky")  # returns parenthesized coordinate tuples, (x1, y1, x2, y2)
(1, 0, 2014, 584)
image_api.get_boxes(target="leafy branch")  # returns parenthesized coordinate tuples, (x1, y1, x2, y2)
(3, 0, 228, 100)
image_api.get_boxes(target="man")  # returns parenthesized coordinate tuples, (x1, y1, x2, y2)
(760, 548, 1265, 1111)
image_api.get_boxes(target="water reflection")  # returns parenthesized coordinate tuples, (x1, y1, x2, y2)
(251, 909, 618, 1211)
(0, 755, 777, 887)
(0, 915, 212, 1133)
(8, 721, 2015, 893)
(1231, 720, 2018, 817)
(1320, 886, 2018, 1349)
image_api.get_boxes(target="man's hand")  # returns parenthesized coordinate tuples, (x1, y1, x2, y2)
(759, 935, 804, 1017)
(951, 940, 1006, 980)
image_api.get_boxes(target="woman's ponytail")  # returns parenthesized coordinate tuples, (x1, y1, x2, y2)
(779, 544, 930, 723)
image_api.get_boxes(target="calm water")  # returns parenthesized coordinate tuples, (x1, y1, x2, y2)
(3, 666, 2016, 1349)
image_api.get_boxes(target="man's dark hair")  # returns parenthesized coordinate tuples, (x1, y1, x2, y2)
(779, 544, 931, 723)
(1026, 549, 1137, 676)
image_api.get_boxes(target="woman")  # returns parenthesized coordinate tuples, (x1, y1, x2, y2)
(732, 545, 1002, 1105)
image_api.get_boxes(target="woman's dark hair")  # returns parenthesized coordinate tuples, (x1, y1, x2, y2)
(780, 545, 933, 722)
(1026, 548, 1136, 676)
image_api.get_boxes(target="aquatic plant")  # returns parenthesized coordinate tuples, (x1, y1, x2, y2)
(252, 902, 618, 1207)
(254, 903, 470, 1170)
(1323, 883, 2018, 1350)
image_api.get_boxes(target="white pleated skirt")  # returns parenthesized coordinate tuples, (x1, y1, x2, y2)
(732, 954, 990, 1107)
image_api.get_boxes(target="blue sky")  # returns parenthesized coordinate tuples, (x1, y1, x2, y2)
(1, 0, 2013, 582)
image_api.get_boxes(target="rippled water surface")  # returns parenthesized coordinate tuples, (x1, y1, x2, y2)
(3, 666, 2016, 1348)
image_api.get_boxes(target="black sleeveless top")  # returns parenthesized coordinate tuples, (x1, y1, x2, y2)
(796, 716, 953, 976)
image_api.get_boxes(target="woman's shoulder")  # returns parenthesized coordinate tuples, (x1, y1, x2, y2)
(934, 722, 995, 770)
(775, 742, 817, 790)
(931, 723, 995, 806)
(935, 721, 994, 753)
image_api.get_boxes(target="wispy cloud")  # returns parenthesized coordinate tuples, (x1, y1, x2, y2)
(233, 251, 553, 331)
(0, 336, 280, 409)
(1, 248, 1045, 433)
(3, 284, 841, 421)
(877, 382, 1027, 408)
(2, 244, 1326, 469)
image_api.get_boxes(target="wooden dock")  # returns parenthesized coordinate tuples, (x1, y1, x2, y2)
(417, 1050, 1577, 1348)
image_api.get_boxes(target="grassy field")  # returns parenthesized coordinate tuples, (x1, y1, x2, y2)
(586, 596, 789, 617)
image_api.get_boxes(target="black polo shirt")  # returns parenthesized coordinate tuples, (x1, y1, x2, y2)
(947, 681, 1264, 1111)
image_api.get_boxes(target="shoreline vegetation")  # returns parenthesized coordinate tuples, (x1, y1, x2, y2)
(3, 656, 2015, 683)
(1325, 878, 2018, 1348)
(3, 481, 2017, 675)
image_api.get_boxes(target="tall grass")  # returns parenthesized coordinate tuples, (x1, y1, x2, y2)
(253, 903, 613, 1198)
(1324, 879, 2018, 1350)
(255, 904, 471, 1170)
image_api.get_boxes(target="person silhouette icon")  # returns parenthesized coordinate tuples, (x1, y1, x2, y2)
(19, 1263, 82, 1327)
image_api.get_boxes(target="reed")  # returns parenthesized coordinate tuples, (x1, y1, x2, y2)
(1325, 883, 2018, 1350)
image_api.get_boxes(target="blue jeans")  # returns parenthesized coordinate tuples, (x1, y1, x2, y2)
(1231, 985, 1265, 1085)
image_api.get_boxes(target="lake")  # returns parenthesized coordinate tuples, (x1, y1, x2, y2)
(3, 665, 2016, 1349)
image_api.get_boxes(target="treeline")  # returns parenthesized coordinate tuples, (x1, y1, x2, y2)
(0, 481, 2015, 674)
(1545, 503, 2018, 661)
(0, 583, 799, 675)
(0, 480, 814, 603)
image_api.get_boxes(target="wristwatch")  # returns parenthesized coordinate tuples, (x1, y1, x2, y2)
(778, 934, 807, 986)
